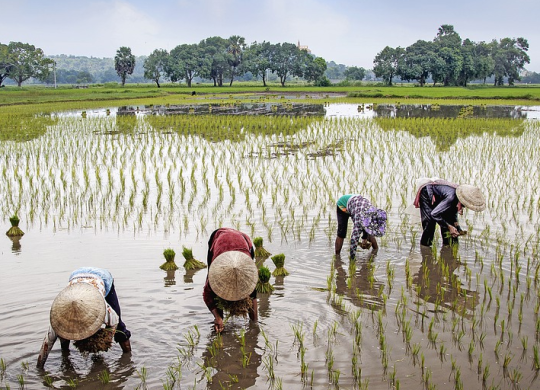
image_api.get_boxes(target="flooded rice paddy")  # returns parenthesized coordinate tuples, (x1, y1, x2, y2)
(1, 103, 540, 389)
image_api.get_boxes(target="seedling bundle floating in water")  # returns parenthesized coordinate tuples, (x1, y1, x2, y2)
(160, 248, 179, 271)
(256, 266, 274, 294)
(271, 253, 289, 276)
(6, 215, 24, 237)
(73, 328, 114, 353)
(182, 247, 207, 270)
(253, 236, 271, 258)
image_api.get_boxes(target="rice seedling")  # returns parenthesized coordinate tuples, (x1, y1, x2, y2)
(6, 214, 24, 237)
(271, 254, 289, 277)
(256, 266, 274, 294)
(98, 369, 110, 385)
(253, 236, 271, 258)
(160, 248, 179, 270)
(181, 247, 206, 270)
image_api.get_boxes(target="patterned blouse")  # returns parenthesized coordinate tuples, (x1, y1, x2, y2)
(347, 195, 387, 259)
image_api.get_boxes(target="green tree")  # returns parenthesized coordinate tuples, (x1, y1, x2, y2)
(143, 49, 169, 88)
(457, 39, 477, 86)
(199, 36, 229, 87)
(226, 35, 246, 86)
(0, 43, 14, 86)
(325, 61, 347, 81)
(344, 66, 366, 81)
(167, 44, 208, 88)
(243, 41, 273, 86)
(396, 41, 439, 86)
(373, 46, 404, 85)
(6, 42, 53, 87)
(492, 37, 530, 85)
(114, 46, 136, 86)
(473, 41, 495, 84)
(304, 56, 327, 84)
(76, 70, 93, 84)
(270, 42, 305, 87)
(432, 25, 463, 86)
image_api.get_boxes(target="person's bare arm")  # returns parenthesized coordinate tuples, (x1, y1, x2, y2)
(211, 308, 224, 333)
(368, 235, 378, 250)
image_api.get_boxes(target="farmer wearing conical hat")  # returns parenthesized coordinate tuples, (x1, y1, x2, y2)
(413, 179, 486, 247)
(335, 194, 387, 259)
(203, 228, 259, 333)
(37, 267, 132, 368)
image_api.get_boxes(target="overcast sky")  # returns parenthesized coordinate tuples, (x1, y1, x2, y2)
(2, 0, 539, 72)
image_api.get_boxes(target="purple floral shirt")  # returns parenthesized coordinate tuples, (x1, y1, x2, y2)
(347, 195, 387, 258)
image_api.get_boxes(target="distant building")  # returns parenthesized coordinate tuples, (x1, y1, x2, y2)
(297, 41, 311, 54)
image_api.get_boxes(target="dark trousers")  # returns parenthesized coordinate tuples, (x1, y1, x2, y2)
(105, 283, 131, 342)
(336, 206, 368, 239)
(419, 189, 460, 247)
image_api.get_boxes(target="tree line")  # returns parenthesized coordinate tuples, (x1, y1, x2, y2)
(373, 25, 530, 86)
(0, 27, 535, 87)
(140, 36, 330, 88)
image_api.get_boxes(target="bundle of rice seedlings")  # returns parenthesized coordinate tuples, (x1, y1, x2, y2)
(73, 328, 114, 353)
(253, 237, 271, 258)
(215, 296, 253, 318)
(160, 248, 179, 271)
(271, 253, 289, 277)
(182, 247, 207, 270)
(256, 266, 274, 294)
(6, 215, 24, 237)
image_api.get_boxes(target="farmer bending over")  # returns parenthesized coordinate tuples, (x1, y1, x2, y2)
(37, 267, 131, 368)
(203, 228, 258, 333)
(413, 178, 485, 247)
(335, 194, 387, 259)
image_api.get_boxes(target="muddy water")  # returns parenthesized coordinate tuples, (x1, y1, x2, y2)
(1, 105, 540, 389)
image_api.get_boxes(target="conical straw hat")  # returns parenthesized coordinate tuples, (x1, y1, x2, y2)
(456, 184, 486, 212)
(208, 251, 258, 301)
(50, 283, 106, 340)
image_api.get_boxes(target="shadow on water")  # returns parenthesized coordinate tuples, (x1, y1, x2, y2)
(412, 245, 479, 319)
(201, 323, 261, 390)
(333, 253, 384, 312)
(37, 351, 136, 389)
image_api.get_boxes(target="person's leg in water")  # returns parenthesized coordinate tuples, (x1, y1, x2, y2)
(419, 188, 437, 247)
(335, 206, 350, 255)
(105, 283, 132, 352)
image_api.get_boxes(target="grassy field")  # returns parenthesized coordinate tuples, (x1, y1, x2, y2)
(1, 82, 540, 109)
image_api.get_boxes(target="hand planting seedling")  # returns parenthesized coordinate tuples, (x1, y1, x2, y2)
(160, 248, 179, 271)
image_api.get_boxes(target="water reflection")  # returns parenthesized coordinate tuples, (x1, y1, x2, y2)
(164, 269, 176, 286)
(333, 254, 384, 311)
(413, 246, 478, 317)
(201, 324, 261, 390)
(375, 104, 530, 119)
(37, 351, 135, 389)
(7, 235, 22, 254)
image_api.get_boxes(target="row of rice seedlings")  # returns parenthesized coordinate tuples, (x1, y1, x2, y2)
(2, 113, 538, 252)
